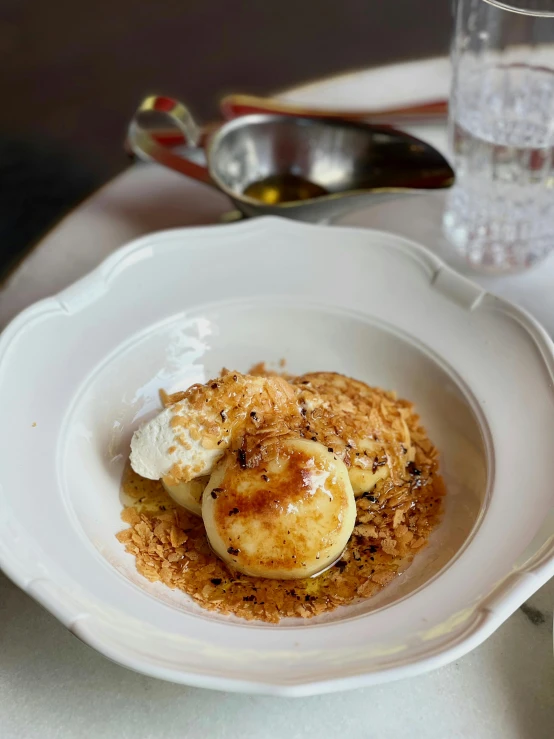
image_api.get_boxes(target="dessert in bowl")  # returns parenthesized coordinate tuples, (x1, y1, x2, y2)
(119, 366, 444, 622)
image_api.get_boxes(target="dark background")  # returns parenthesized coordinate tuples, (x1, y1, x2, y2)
(0, 0, 452, 274)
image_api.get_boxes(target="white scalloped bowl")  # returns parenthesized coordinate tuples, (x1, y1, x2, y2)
(0, 217, 553, 695)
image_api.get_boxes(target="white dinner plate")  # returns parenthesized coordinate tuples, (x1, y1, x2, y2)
(0, 217, 553, 696)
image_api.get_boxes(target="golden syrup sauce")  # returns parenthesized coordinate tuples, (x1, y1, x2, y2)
(243, 173, 328, 204)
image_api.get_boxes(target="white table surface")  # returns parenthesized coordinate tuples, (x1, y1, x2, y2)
(1, 58, 553, 738)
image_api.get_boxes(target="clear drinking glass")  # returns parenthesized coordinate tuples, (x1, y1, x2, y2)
(443, 0, 554, 272)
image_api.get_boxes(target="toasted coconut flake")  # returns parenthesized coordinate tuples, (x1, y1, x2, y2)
(354, 524, 379, 539)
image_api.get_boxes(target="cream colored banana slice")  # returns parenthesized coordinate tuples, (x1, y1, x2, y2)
(202, 439, 356, 579)
(348, 465, 390, 496)
(348, 428, 415, 496)
(163, 476, 209, 516)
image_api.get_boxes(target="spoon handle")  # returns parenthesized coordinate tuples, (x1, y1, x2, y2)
(220, 93, 448, 125)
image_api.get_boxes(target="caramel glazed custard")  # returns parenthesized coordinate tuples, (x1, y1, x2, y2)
(119, 368, 444, 622)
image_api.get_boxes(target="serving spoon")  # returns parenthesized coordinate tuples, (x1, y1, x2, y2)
(220, 93, 448, 125)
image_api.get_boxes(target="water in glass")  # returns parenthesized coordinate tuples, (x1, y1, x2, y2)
(444, 63, 554, 271)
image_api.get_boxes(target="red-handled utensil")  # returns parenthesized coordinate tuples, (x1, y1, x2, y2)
(220, 93, 448, 125)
